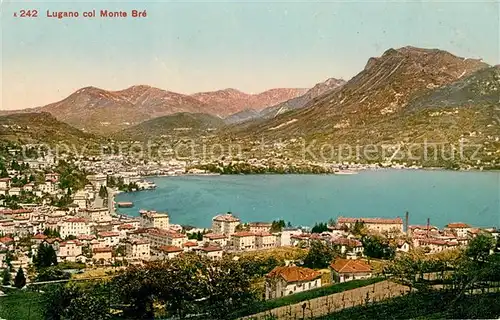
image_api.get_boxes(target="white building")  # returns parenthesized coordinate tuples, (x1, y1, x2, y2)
(330, 259, 373, 283)
(59, 218, 91, 238)
(231, 232, 255, 251)
(125, 238, 150, 260)
(279, 228, 303, 246)
(444, 222, 472, 238)
(337, 217, 404, 234)
(212, 213, 240, 235)
(139, 210, 169, 230)
(265, 266, 322, 300)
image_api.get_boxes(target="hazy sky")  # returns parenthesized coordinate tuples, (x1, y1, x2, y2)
(1, 0, 499, 110)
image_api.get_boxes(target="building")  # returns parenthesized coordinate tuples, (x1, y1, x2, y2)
(255, 232, 277, 250)
(78, 208, 112, 222)
(144, 228, 188, 248)
(97, 231, 120, 247)
(92, 247, 113, 263)
(248, 222, 272, 233)
(330, 258, 372, 283)
(444, 222, 471, 238)
(417, 239, 459, 254)
(58, 240, 83, 262)
(337, 217, 404, 234)
(198, 246, 223, 260)
(0, 178, 11, 189)
(87, 174, 107, 189)
(231, 232, 255, 251)
(212, 213, 240, 235)
(59, 218, 91, 238)
(125, 238, 150, 260)
(279, 228, 303, 247)
(202, 233, 228, 247)
(139, 210, 169, 230)
(331, 237, 364, 257)
(158, 245, 183, 259)
(265, 266, 322, 300)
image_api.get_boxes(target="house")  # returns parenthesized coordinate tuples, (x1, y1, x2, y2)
(22, 183, 35, 192)
(265, 266, 322, 300)
(97, 231, 120, 247)
(248, 222, 272, 233)
(58, 240, 83, 262)
(211, 212, 240, 235)
(444, 222, 471, 238)
(139, 210, 169, 230)
(125, 238, 150, 260)
(331, 237, 364, 257)
(198, 245, 223, 260)
(202, 233, 228, 247)
(231, 232, 255, 251)
(279, 228, 303, 246)
(8, 187, 21, 197)
(143, 228, 188, 248)
(158, 245, 183, 259)
(417, 239, 459, 254)
(92, 247, 113, 263)
(254, 232, 277, 250)
(396, 240, 411, 253)
(59, 218, 91, 238)
(0, 178, 11, 189)
(330, 258, 372, 283)
(183, 241, 198, 251)
(0, 237, 14, 250)
(78, 208, 112, 222)
(337, 217, 404, 234)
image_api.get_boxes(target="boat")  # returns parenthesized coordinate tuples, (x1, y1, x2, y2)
(334, 170, 358, 175)
(117, 201, 134, 208)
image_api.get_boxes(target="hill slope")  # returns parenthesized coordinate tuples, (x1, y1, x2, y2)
(225, 78, 346, 124)
(114, 112, 225, 141)
(0, 112, 95, 145)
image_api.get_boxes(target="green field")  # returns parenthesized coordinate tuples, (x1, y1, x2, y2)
(0, 290, 43, 320)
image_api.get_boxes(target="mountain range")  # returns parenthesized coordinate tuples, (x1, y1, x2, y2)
(1, 86, 306, 134)
(1, 45, 498, 167)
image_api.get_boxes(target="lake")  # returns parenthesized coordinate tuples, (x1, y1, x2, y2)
(115, 170, 500, 229)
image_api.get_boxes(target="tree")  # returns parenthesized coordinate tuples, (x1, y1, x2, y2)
(351, 220, 366, 236)
(303, 240, 337, 269)
(14, 267, 26, 288)
(311, 222, 329, 234)
(2, 267, 11, 285)
(270, 220, 286, 233)
(98, 185, 108, 199)
(465, 233, 495, 263)
(43, 228, 61, 238)
(362, 236, 395, 260)
(34, 243, 58, 269)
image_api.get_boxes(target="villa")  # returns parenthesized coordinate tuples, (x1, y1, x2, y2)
(265, 266, 322, 300)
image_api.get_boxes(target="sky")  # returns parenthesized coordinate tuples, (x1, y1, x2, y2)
(1, 0, 499, 110)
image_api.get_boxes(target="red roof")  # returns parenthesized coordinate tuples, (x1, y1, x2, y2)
(98, 231, 120, 237)
(446, 222, 471, 228)
(200, 246, 222, 252)
(213, 213, 240, 222)
(203, 233, 227, 240)
(330, 259, 372, 274)
(0, 237, 14, 244)
(331, 237, 362, 247)
(118, 224, 135, 230)
(267, 266, 321, 283)
(232, 232, 255, 237)
(183, 241, 198, 247)
(254, 232, 273, 237)
(64, 217, 87, 223)
(159, 245, 183, 253)
(93, 247, 113, 253)
(337, 217, 403, 225)
(33, 234, 47, 240)
(77, 234, 96, 240)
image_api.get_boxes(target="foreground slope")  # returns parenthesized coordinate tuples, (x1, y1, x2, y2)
(114, 112, 225, 141)
(0, 112, 95, 145)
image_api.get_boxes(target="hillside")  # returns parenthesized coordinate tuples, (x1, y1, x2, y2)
(225, 78, 346, 124)
(234, 47, 489, 138)
(407, 65, 500, 110)
(114, 112, 225, 141)
(3, 86, 307, 135)
(191, 88, 308, 116)
(218, 47, 498, 167)
(0, 112, 95, 145)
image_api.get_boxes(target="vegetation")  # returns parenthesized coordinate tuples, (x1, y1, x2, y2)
(33, 243, 58, 269)
(362, 236, 395, 260)
(303, 241, 337, 269)
(2, 267, 11, 285)
(234, 278, 384, 318)
(0, 290, 43, 320)
(14, 267, 26, 288)
(311, 222, 329, 234)
(270, 220, 286, 233)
